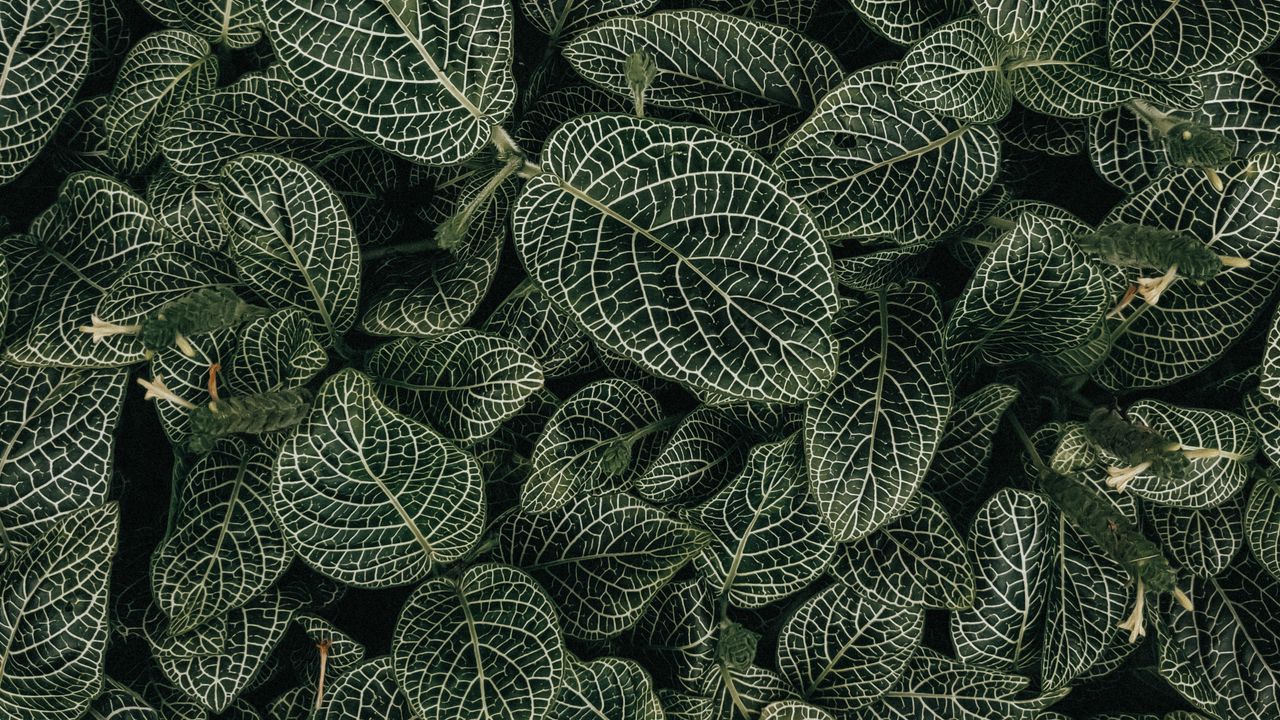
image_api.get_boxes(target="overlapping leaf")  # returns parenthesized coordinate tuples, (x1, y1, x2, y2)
(923, 383, 1019, 515)
(635, 404, 760, 506)
(1246, 470, 1280, 580)
(552, 657, 664, 720)
(1109, 0, 1280, 80)
(1146, 493, 1245, 578)
(845, 0, 965, 45)
(134, 0, 262, 49)
(521, 0, 658, 41)
(897, 18, 1013, 124)
(319, 656, 411, 720)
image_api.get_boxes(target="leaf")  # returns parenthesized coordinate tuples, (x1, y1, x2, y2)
(1108, 0, 1280, 80)
(162, 66, 365, 181)
(482, 282, 594, 378)
(514, 113, 839, 404)
(627, 578, 717, 693)
(805, 282, 953, 542)
(1195, 61, 1280, 161)
(945, 211, 1107, 373)
(0, 365, 125, 550)
(952, 488, 1055, 672)
(2, 173, 165, 368)
(1119, 400, 1257, 508)
(520, 0, 657, 40)
(552, 657, 664, 720)
(0, 0, 90, 184)
(103, 29, 217, 175)
(973, 0, 1050, 42)
(846, 650, 1069, 720)
(776, 583, 924, 712)
(263, 0, 515, 165)
(897, 17, 1013, 124)
(273, 369, 485, 588)
(523, 379, 666, 514)
(147, 168, 224, 249)
(705, 664, 797, 720)
(834, 492, 975, 610)
(845, 0, 965, 45)
(319, 656, 412, 720)
(52, 94, 115, 176)
(218, 153, 361, 347)
(635, 404, 760, 506)
(775, 64, 1002, 244)
(759, 701, 834, 720)
(366, 330, 543, 446)
(832, 244, 933, 292)
(135, 0, 263, 49)
(1093, 156, 1280, 390)
(1155, 561, 1280, 720)
(923, 383, 1020, 515)
(223, 309, 327, 395)
(1088, 106, 1169, 195)
(699, 0, 814, 28)
(497, 492, 710, 639)
(291, 614, 365, 688)
(564, 10, 843, 152)
(1246, 470, 1280, 581)
(1146, 492, 1245, 578)
(148, 588, 292, 714)
(1000, 106, 1088, 158)
(87, 679, 159, 720)
(392, 563, 565, 720)
(151, 437, 290, 636)
(688, 435, 835, 609)
(0, 503, 118, 720)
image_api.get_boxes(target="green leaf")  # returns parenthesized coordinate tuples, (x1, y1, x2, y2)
(760, 701, 834, 720)
(521, 0, 657, 41)
(688, 435, 835, 609)
(514, 113, 839, 404)
(923, 383, 1020, 515)
(291, 614, 365, 688)
(1146, 493, 1245, 578)
(704, 663, 796, 720)
(135, 0, 262, 49)
(147, 588, 292, 714)
(523, 379, 666, 514)
(897, 17, 1013, 124)
(392, 563, 565, 720)
(163, 66, 365, 181)
(1195, 61, 1280, 161)
(627, 578, 717, 693)
(845, 0, 965, 45)
(698, 0, 813, 28)
(1108, 1, 1280, 80)
(634, 404, 760, 506)
(973, 0, 1050, 42)
(87, 679, 159, 720)
(0, 503, 118, 720)
(775, 64, 1002, 244)
(218, 153, 361, 347)
(147, 168, 224, 250)
(846, 649, 1069, 719)
(834, 492, 975, 610)
(564, 10, 843, 152)
(0, 0, 90, 184)
(552, 657, 664, 720)
(776, 584, 923, 712)
(151, 437, 290, 636)
(263, 0, 515, 165)
(805, 282, 953, 542)
(3, 173, 166, 368)
(273, 369, 485, 588)
(483, 282, 593, 379)
(52, 94, 115, 177)
(224, 309, 327, 395)
(952, 488, 1054, 672)
(497, 492, 710, 639)
(319, 656, 411, 720)
(945, 211, 1107, 373)
(0, 365, 125, 550)
(1246, 470, 1280, 580)
(832, 244, 933, 292)
(103, 29, 217, 175)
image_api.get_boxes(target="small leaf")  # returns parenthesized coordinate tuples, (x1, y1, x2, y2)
(319, 656, 411, 720)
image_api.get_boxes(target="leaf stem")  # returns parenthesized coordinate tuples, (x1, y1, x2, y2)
(1008, 414, 1046, 473)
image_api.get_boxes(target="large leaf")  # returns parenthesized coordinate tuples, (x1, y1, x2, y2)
(520, 0, 656, 40)
(1093, 156, 1280, 390)
(162, 66, 365, 181)
(564, 10, 843, 152)
(0, 503, 118, 720)
(147, 168, 223, 249)
(392, 563, 565, 720)
(148, 588, 292, 714)
(776, 584, 923, 712)
(523, 379, 666, 513)
(552, 657, 664, 720)
(319, 656, 411, 720)
(218, 153, 361, 347)
(688, 435, 835, 608)
(704, 663, 796, 720)
(834, 492, 974, 610)
(86, 679, 158, 720)
(1109, 1, 1280, 80)
(1146, 493, 1245, 579)
(951, 488, 1054, 672)
(151, 437, 290, 636)
(0, 365, 125, 550)
(775, 64, 1001, 244)
(897, 17, 1013, 124)
(273, 369, 485, 588)
(0, 0, 90, 184)
(497, 492, 710, 639)
(945, 211, 1106, 373)
(805, 282, 953, 542)
(513, 113, 839, 404)
(103, 29, 217, 175)
(263, 0, 515, 165)
(922, 383, 1019, 515)
(2, 173, 165, 368)
(1195, 61, 1280, 161)
(366, 330, 543, 446)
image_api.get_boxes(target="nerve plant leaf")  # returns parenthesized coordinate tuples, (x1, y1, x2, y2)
(513, 113, 839, 404)
(497, 492, 710, 639)
(552, 656, 664, 720)
(273, 369, 485, 588)
(520, 0, 657, 41)
(134, 0, 263, 49)
(392, 563, 565, 720)
(1108, 0, 1280, 80)
(1246, 469, 1280, 581)
(805, 282, 953, 543)
(264, 0, 516, 165)
(319, 656, 411, 720)
(844, 0, 965, 45)
(0, 503, 118, 720)
(923, 383, 1020, 515)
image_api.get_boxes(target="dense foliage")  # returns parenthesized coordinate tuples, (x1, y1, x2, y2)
(2, 1, 1280, 719)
